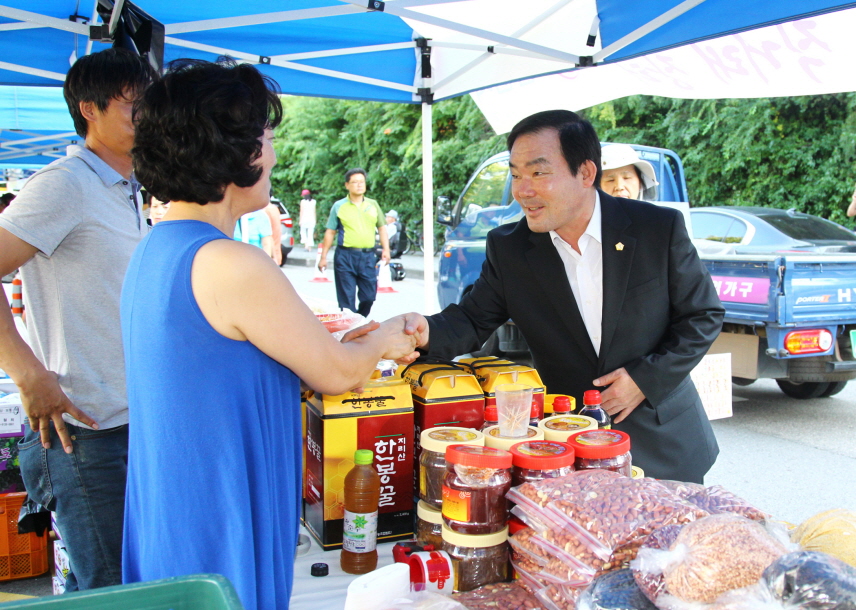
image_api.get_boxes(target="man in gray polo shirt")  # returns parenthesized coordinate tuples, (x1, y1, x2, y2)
(0, 49, 156, 590)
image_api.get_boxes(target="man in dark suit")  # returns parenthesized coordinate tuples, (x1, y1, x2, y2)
(402, 110, 724, 483)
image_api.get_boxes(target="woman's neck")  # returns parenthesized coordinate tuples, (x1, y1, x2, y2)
(162, 199, 241, 236)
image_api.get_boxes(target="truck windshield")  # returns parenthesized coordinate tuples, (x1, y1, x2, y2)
(448, 159, 521, 239)
(760, 214, 856, 242)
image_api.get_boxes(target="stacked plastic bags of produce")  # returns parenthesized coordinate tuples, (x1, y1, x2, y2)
(505, 470, 711, 609)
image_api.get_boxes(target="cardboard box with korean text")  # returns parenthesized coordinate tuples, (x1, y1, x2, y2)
(304, 378, 414, 549)
(400, 360, 485, 495)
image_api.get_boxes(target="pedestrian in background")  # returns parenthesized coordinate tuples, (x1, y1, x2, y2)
(234, 208, 275, 260)
(264, 200, 283, 265)
(299, 188, 316, 250)
(385, 209, 403, 257)
(149, 196, 170, 225)
(319, 169, 390, 317)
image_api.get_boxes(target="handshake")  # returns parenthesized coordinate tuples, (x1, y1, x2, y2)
(342, 312, 429, 365)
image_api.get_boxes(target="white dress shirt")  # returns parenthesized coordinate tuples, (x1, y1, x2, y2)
(550, 192, 603, 355)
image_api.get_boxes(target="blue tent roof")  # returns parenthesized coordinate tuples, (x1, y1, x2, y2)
(0, 86, 77, 169)
(1, 0, 855, 104)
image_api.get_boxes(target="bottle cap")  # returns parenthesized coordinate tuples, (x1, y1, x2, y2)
(484, 405, 498, 423)
(567, 429, 631, 459)
(445, 444, 512, 469)
(354, 449, 374, 465)
(529, 399, 540, 419)
(583, 390, 601, 406)
(552, 395, 572, 413)
(509, 440, 575, 470)
(311, 563, 329, 577)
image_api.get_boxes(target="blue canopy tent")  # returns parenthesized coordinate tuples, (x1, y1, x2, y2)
(2, 0, 855, 310)
(0, 86, 77, 170)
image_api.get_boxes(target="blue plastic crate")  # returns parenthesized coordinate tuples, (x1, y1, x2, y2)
(0, 574, 244, 609)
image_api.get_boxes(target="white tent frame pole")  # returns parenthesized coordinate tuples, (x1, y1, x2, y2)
(421, 101, 436, 314)
(0, 6, 89, 35)
(0, 132, 77, 147)
(275, 42, 414, 62)
(167, 6, 362, 35)
(163, 36, 418, 93)
(341, 1, 580, 63)
(0, 146, 70, 160)
(0, 22, 40, 31)
(166, 0, 463, 34)
(0, 61, 64, 81)
(430, 41, 575, 61)
(107, 0, 126, 36)
(85, 0, 100, 56)
(593, 0, 708, 63)
(431, 0, 575, 92)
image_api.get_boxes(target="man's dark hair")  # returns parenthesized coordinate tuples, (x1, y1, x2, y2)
(64, 48, 157, 138)
(0, 192, 14, 212)
(506, 109, 602, 187)
(345, 168, 367, 183)
(132, 58, 283, 205)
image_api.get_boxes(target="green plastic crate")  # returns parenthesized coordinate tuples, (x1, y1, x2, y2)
(0, 574, 244, 610)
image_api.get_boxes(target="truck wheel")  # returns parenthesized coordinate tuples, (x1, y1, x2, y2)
(820, 381, 848, 397)
(775, 380, 830, 399)
(732, 377, 755, 386)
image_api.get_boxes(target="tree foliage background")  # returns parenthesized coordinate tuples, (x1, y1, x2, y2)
(273, 92, 856, 237)
(585, 93, 856, 224)
(271, 95, 505, 240)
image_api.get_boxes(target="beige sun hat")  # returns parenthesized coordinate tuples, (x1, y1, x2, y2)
(601, 144, 659, 200)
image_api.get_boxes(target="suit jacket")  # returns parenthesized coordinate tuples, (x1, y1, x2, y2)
(427, 191, 725, 483)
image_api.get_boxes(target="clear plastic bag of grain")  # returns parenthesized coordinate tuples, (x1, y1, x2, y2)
(631, 514, 788, 607)
(657, 481, 768, 522)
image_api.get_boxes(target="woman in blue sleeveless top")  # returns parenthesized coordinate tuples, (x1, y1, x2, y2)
(121, 60, 419, 610)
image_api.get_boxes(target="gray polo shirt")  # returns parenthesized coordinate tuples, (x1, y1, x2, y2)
(0, 146, 147, 429)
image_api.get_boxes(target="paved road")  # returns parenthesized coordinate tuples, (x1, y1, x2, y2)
(707, 378, 856, 524)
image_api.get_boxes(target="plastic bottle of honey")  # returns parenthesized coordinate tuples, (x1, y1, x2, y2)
(341, 449, 381, 574)
(578, 390, 611, 429)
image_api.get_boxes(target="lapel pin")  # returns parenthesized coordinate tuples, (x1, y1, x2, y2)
(615, 242, 624, 251)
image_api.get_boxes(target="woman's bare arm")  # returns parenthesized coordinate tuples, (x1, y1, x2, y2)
(190, 239, 417, 394)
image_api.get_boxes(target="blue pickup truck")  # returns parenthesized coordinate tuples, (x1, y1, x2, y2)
(436, 146, 856, 398)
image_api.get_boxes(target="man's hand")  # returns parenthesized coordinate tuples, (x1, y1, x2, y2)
(593, 367, 645, 424)
(378, 316, 419, 361)
(397, 312, 429, 364)
(17, 369, 97, 453)
(318, 253, 327, 272)
(381, 248, 391, 264)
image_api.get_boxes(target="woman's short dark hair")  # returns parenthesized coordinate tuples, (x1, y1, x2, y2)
(64, 48, 157, 138)
(507, 110, 602, 187)
(133, 58, 282, 205)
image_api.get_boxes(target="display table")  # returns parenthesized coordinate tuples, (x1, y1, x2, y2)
(289, 529, 401, 610)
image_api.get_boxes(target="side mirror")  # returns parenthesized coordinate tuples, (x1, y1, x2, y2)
(436, 195, 453, 226)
